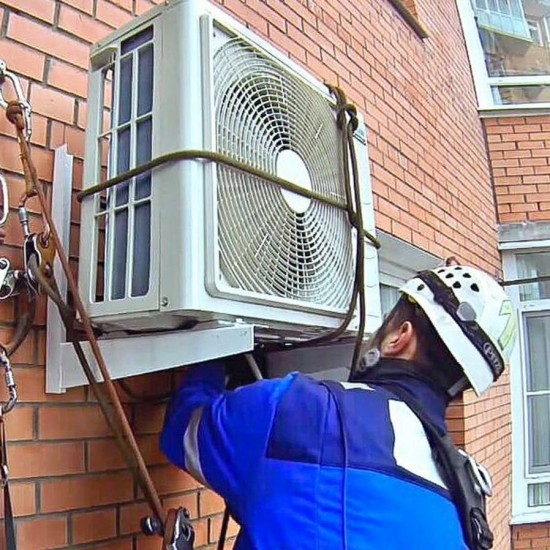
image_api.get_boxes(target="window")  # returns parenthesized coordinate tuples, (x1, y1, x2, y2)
(502, 243, 550, 522)
(458, 0, 550, 111)
(377, 232, 441, 318)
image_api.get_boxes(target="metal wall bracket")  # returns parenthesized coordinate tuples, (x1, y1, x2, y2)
(46, 145, 73, 393)
(58, 323, 254, 389)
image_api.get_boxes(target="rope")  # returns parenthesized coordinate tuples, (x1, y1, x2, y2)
(260, 86, 369, 373)
(4, 101, 166, 528)
(76, 149, 380, 249)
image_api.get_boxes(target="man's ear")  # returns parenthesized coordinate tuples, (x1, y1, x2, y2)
(380, 321, 417, 360)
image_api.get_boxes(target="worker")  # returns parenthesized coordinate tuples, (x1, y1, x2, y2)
(160, 265, 517, 549)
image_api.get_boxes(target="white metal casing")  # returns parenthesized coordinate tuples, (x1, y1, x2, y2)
(80, 0, 380, 338)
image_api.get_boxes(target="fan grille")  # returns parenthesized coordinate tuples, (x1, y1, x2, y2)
(214, 37, 354, 310)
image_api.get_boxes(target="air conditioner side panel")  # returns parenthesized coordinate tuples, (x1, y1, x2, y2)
(157, 0, 207, 315)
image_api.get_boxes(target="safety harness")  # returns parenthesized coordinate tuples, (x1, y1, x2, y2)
(350, 364, 494, 550)
(388, 384, 494, 550)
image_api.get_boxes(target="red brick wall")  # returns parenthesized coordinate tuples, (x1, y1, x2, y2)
(484, 116, 550, 547)
(486, 116, 550, 224)
(0, 0, 508, 548)
(513, 524, 550, 549)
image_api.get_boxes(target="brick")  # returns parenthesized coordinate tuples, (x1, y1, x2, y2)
(0, 38, 45, 81)
(0, 482, 35, 518)
(136, 0, 156, 15)
(110, 0, 133, 11)
(48, 60, 89, 99)
(7, 14, 89, 69)
(517, 525, 549, 538)
(0, 0, 56, 23)
(17, 516, 67, 549)
(58, 5, 113, 44)
(41, 472, 133, 512)
(529, 211, 550, 221)
(87, 438, 126, 472)
(133, 403, 166, 435)
(87, 433, 167, 473)
(38, 405, 112, 439)
(60, 0, 94, 14)
(9, 441, 85, 479)
(148, 464, 201, 497)
(519, 140, 544, 149)
(72, 508, 117, 544)
(199, 490, 225, 517)
(29, 84, 74, 124)
(96, 0, 133, 28)
(511, 203, 538, 213)
(3, 406, 34, 441)
(526, 193, 550, 203)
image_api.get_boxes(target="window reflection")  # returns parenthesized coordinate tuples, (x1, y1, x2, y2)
(472, 0, 550, 104)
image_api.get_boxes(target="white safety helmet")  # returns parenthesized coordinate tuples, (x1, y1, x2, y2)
(400, 265, 518, 396)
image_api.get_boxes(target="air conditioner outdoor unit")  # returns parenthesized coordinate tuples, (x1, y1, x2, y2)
(79, 0, 380, 340)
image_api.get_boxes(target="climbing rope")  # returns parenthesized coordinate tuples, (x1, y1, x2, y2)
(0, 59, 168, 541)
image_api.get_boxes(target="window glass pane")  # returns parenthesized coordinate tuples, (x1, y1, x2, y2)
(517, 251, 550, 300)
(472, 0, 550, 78)
(380, 284, 400, 318)
(121, 26, 153, 55)
(138, 44, 154, 116)
(132, 203, 151, 297)
(525, 314, 550, 391)
(528, 394, 550, 473)
(529, 483, 550, 506)
(136, 118, 152, 199)
(118, 56, 133, 125)
(116, 127, 131, 206)
(492, 85, 550, 103)
(112, 209, 128, 299)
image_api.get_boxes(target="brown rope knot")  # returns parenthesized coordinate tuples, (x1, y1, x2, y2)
(5, 101, 26, 132)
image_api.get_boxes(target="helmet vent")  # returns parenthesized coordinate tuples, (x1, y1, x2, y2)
(471, 283, 480, 292)
(417, 284, 425, 291)
(445, 273, 454, 279)
(453, 281, 461, 289)
(463, 273, 472, 279)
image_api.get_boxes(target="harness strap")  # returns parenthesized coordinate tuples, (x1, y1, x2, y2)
(383, 384, 493, 550)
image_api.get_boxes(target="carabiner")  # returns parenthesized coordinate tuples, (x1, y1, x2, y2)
(0, 350, 17, 415)
(0, 59, 32, 141)
(0, 173, 8, 227)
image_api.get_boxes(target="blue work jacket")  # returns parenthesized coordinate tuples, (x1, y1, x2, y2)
(160, 358, 467, 549)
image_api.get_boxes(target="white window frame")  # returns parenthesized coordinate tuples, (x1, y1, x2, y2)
(501, 241, 550, 523)
(377, 232, 441, 315)
(457, 0, 550, 115)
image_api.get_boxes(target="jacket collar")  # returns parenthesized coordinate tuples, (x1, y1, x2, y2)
(352, 357, 450, 432)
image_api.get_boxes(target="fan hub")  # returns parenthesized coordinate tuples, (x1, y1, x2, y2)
(276, 149, 312, 214)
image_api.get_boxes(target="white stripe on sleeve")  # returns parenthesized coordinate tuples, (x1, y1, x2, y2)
(183, 407, 208, 486)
